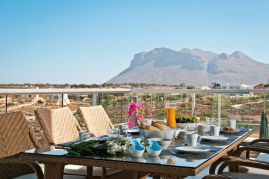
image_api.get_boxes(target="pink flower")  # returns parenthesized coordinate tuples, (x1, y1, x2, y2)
(128, 121, 135, 128)
(128, 102, 137, 117)
(136, 114, 143, 121)
(128, 102, 136, 117)
(136, 104, 144, 110)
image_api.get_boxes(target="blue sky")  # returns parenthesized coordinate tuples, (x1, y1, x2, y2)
(0, 0, 268, 84)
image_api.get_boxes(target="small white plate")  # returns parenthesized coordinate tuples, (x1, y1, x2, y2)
(126, 128, 140, 133)
(201, 136, 228, 141)
(175, 146, 210, 154)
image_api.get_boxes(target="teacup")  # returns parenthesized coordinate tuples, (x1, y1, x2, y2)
(147, 140, 162, 157)
(128, 139, 145, 158)
(149, 138, 172, 149)
(128, 146, 144, 158)
(159, 139, 172, 149)
(228, 119, 236, 129)
(210, 125, 220, 136)
(186, 133, 200, 147)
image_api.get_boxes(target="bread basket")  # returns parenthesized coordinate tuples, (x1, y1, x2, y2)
(140, 129, 175, 139)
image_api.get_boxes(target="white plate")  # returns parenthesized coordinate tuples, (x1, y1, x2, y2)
(220, 128, 241, 134)
(175, 146, 210, 154)
(126, 129, 140, 133)
(201, 136, 228, 141)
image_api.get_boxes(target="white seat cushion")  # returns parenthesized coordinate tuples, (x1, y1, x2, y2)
(15, 173, 86, 179)
(246, 166, 269, 175)
(39, 163, 122, 177)
(224, 170, 269, 179)
(256, 153, 269, 162)
(64, 164, 122, 176)
(14, 165, 123, 179)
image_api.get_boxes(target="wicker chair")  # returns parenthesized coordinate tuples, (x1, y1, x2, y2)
(205, 144, 269, 179)
(245, 138, 269, 158)
(203, 156, 269, 179)
(0, 111, 44, 179)
(35, 107, 138, 179)
(78, 106, 113, 137)
(35, 107, 82, 145)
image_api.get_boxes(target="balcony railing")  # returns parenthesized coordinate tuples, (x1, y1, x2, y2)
(0, 87, 268, 137)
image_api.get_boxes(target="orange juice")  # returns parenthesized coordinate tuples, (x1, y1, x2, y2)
(166, 108, 177, 128)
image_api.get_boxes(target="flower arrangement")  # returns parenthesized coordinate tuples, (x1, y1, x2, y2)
(63, 138, 131, 157)
(127, 102, 154, 128)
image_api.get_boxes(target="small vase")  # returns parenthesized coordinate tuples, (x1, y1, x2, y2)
(144, 118, 153, 126)
(130, 113, 138, 127)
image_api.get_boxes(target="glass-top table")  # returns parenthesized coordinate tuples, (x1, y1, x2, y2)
(20, 128, 253, 179)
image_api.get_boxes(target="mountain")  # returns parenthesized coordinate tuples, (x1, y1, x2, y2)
(108, 48, 269, 86)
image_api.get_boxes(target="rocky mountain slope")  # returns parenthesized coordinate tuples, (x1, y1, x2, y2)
(108, 48, 269, 86)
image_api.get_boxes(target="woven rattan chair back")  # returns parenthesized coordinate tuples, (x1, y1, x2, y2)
(35, 107, 81, 145)
(79, 105, 114, 137)
(0, 111, 35, 158)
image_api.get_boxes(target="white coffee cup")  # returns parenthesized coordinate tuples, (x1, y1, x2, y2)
(186, 133, 199, 146)
(228, 119, 236, 129)
(210, 125, 220, 136)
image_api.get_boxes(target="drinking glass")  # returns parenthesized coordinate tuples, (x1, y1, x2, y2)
(166, 102, 177, 128)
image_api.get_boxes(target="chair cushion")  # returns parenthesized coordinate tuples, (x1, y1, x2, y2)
(35, 107, 80, 144)
(0, 112, 34, 158)
(224, 171, 269, 179)
(64, 165, 122, 176)
(15, 173, 86, 179)
(256, 153, 269, 162)
(79, 106, 113, 137)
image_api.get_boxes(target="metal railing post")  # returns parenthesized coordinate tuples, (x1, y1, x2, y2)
(192, 93, 196, 116)
(61, 93, 64, 107)
(217, 94, 222, 126)
(92, 93, 97, 106)
(120, 94, 123, 120)
(5, 94, 8, 113)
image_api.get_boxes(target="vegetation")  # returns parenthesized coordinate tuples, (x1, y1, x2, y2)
(1, 83, 268, 131)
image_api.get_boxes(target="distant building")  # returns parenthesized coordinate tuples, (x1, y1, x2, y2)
(205, 83, 253, 91)
(210, 83, 221, 89)
(240, 84, 253, 89)
(200, 86, 210, 90)
(221, 85, 240, 90)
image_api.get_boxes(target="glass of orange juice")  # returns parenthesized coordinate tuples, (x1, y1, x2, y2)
(166, 102, 177, 128)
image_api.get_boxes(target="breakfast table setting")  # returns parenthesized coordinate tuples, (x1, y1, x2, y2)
(19, 102, 253, 179)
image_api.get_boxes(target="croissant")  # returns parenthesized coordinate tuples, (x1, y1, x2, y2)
(152, 122, 170, 130)
(146, 125, 161, 131)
